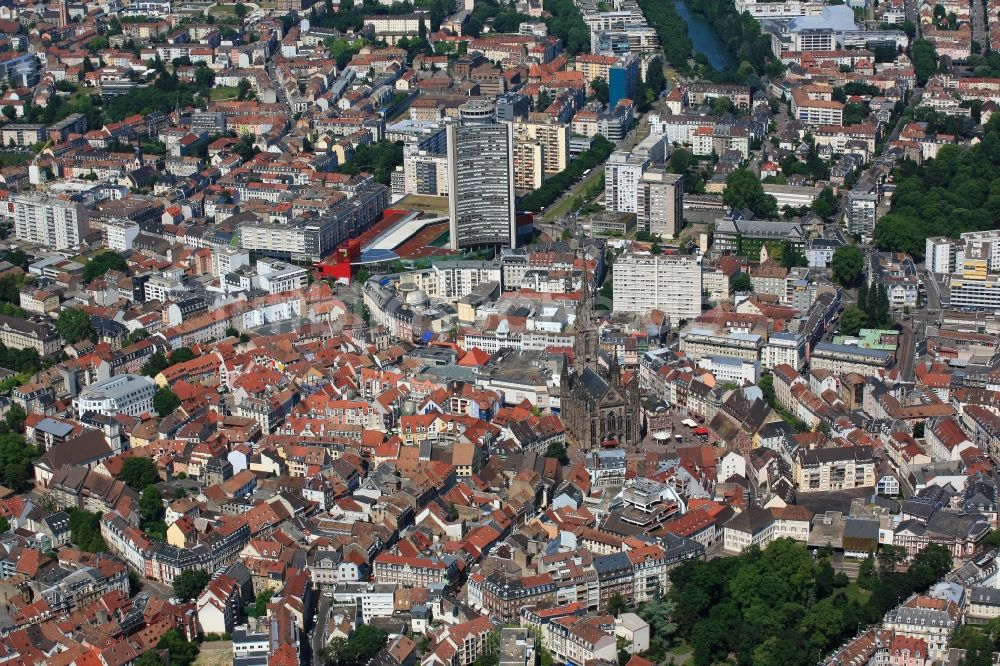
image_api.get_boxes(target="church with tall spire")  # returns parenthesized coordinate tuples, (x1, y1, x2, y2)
(561, 251, 641, 450)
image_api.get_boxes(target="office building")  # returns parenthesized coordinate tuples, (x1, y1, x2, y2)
(447, 100, 516, 251)
(638, 170, 683, 239)
(713, 217, 805, 257)
(612, 253, 702, 322)
(75, 374, 157, 417)
(0, 314, 61, 356)
(495, 92, 530, 121)
(609, 53, 639, 108)
(949, 275, 1000, 312)
(11, 194, 90, 250)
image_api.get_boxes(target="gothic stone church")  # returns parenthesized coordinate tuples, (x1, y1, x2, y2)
(561, 283, 641, 450)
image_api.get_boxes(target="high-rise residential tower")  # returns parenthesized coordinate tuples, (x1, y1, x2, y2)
(447, 100, 517, 251)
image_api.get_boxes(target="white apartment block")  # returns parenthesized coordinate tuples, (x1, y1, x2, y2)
(104, 220, 141, 251)
(612, 253, 702, 323)
(512, 119, 569, 176)
(12, 194, 90, 250)
(364, 14, 428, 36)
(213, 247, 252, 278)
(679, 329, 763, 363)
(331, 583, 397, 623)
(701, 267, 731, 303)
(638, 171, 683, 239)
(403, 148, 450, 197)
(513, 140, 544, 190)
(734, 0, 824, 18)
(810, 342, 893, 377)
(925, 237, 955, 275)
(75, 373, 157, 417)
(256, 259, 309, 294)
(761, 333, 807, 371)
(407, 261, 502, 301)
(696, 355, 759, 385)
(604, 151, 648, 214)
(722, 507, 811, 553)
(794, 446, 876, 492)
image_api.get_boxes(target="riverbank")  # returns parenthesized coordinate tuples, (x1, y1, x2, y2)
(674, 0, 738, 71)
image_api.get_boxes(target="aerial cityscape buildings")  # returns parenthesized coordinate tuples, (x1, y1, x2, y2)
(0, 0, 998, 664)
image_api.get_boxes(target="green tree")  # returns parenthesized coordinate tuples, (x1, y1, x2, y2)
(136, 652, 165, 666)
(590, 77, 609, 104)
(730, 272, 753, 293)
(0, 432, 39, 491)
(247, 588, 275, 618)
(858, 553, 877, 590)
(607, 592, 627, 616)
(56, 308, 95, 344)
(4, 403, 25, 433)
(814, 560, 836, 599)
(156, 629, 199, 666)
(831, 245, 864, 288)
(82, 251, 129, 282)
(123, 328, 149, 347)
(172, 569, 211, 602)
(544, 441, 569, 464)
(119, 456, 160, 490)
(811, 186, 838, 220)
(142, 351, 169, 377)
(170, 347, 196, 364)
(778, 239, 807, 269)
(0, 516, 9, 533)
(723, 169, 778, 218)
(324, 625, 389, 666)
(542, 0, 590, 55)
(910, 543, 953, 591)
(153, 386, 181, 416)
(67, 508, 106, 552)
(911, 38, 938, 85)
(140, 485, 165, 523)
(87, 36, 110, 52)
(878, 545, 908, 576)
(839, 306, 867, 336)
(338, 140, 405, 185)
(637, 597, 676, 658)
(645, 56, 666, 98)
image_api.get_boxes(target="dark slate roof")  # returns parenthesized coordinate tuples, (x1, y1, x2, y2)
(592, 551, 632, 576)
(724, 506, 773, 535)
(580, 366, 610, 401)
(843, 517, 879, 540)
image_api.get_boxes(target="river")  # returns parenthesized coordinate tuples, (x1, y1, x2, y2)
(674, 0, 738, 72)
